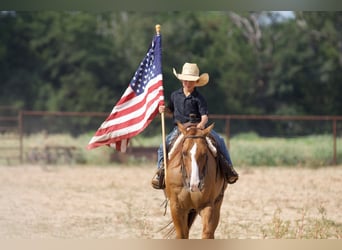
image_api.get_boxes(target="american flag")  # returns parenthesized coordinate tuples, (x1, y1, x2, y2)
(87, 33, 164, 152)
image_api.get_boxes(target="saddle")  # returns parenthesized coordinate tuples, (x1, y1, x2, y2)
(167, 124, 226, 180)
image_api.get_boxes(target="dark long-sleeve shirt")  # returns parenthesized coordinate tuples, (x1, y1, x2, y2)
(168, 88, 208, 125)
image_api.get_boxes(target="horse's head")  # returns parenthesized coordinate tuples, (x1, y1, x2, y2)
(177, 122, 215, 192)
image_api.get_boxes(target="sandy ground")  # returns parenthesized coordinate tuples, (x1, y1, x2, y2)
(0, 164, 341, 239)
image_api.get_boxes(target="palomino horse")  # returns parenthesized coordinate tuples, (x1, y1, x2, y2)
(164, 122, 227, 239)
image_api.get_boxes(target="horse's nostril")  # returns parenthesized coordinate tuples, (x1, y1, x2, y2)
(199, 182, 204, 191)
(190, 184, 200, 192)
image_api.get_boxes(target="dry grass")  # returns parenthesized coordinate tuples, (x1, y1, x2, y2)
(0, 164, 341, 239)
(2, 132, 341, 166)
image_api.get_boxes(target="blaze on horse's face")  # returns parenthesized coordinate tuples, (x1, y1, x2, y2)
(178, 123, 214, 192)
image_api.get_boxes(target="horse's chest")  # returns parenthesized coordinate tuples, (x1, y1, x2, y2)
(175, 189, 209, 209)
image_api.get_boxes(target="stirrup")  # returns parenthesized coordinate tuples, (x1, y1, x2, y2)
(151, 167, 165, 189)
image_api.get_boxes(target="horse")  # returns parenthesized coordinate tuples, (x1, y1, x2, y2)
(164, 122, 228, 239)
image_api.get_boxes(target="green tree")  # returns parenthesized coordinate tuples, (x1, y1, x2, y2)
(0, 11, 41, 109)
(26, 11, 119, 112)
(1, 11, 341, 121)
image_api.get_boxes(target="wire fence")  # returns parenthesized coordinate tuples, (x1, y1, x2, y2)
(0, 107, 341, 166)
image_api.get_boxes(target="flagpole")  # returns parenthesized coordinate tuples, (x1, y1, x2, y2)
(161, 112, 167, 166)
(156, 24, 168, 178)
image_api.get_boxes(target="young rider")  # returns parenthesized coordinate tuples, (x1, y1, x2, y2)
(152, 62, 239, 189)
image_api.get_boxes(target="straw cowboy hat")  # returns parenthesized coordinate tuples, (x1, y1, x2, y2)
(173, 62, 209, 87)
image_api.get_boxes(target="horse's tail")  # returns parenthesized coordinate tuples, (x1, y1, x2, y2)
(162, 219, 176, 239)
(162, 209, 198, 239)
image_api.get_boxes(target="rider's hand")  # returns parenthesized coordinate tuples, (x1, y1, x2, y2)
(159, 105, 165, 113)
(196, 123, 205, 130)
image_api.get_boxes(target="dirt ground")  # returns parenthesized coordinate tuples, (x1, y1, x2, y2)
(0, 164, 341, 239)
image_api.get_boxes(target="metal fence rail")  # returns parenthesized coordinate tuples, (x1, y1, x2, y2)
(2, 110, 340, 165)
(210, 114, 342, 165)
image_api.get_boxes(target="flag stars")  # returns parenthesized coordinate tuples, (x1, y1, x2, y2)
(129, 36, 161, 96)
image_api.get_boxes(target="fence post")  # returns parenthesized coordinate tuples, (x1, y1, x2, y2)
(225, 117, 231, 149)
(18, 110, 23, 164)
(333, 119, 337, 165)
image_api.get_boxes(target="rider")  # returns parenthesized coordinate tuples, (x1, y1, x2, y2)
(151, 62, 239, 189)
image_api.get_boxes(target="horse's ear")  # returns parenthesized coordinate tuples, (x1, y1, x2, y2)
(177, 122, 187, 135)
(204, 123, 215, 135)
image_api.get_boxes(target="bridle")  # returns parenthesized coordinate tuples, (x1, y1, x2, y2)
(180, 134, 209, 191)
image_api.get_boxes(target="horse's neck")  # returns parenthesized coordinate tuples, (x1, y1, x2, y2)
(168, 133, 184, 159)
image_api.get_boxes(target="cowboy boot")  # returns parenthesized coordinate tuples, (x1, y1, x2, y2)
(151, 166, 165, 189)
(219, 153, 239, 184)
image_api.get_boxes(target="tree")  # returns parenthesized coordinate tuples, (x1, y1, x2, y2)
(1, 11, 341, 120)
(0, 11, 41, 108)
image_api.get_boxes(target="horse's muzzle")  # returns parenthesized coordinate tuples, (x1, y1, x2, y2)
(188, 180, 204, 192)
(190, 184, 200, 192)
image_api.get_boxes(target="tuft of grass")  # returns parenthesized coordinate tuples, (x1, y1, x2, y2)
(261, 206, 342, 239)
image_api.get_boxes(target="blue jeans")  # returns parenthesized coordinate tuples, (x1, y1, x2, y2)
(157, 126, 179, 168)
(157, 126, 233, 168)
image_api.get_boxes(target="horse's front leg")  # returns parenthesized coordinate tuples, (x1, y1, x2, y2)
(170, 202, 189, 239)
(199, 204, 221, 239)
